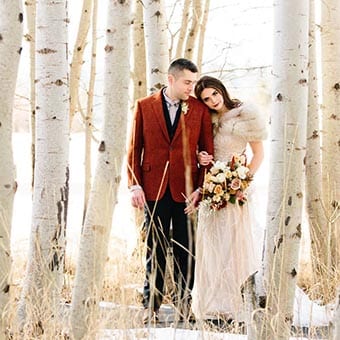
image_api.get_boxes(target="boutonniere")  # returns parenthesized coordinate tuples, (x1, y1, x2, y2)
(181, 101, 189, 115)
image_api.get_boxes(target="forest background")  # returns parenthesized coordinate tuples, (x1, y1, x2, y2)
(1, 0, 339, 339)
(13, 0, 273, 267)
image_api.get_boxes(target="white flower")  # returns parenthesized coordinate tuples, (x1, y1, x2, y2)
(236, 165, 249, 179)
(181, 102, 189, 115)
(215, 173, 226, 183)
(205, 182, 215, 193)
(213, 194, 221, 203)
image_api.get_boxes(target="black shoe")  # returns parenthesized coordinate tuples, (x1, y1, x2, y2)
(143, 308, 160, 324)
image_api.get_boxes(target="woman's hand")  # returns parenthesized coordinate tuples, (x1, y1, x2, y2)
(198, 151, 213, 166)
(184, 189, 201, 215)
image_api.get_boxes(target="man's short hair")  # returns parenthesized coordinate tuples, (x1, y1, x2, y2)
(168, 58, 198, 76)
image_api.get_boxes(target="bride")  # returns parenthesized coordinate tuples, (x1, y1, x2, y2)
(190, 76, 268, 322)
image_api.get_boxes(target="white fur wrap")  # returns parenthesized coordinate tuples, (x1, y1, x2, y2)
(218, 103, 268, 141)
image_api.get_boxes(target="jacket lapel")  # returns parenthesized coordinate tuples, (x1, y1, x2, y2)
(151, 92, 170, 143)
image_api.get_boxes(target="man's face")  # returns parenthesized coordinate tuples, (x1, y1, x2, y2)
(168, 69, 197, 101)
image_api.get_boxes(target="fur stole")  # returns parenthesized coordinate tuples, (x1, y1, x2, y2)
(216, 103, 268, 141)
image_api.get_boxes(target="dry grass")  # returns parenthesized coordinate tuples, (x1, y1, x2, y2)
(6, 234, 338, 339)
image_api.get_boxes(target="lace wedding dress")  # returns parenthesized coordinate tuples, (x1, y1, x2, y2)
(191, 103, 268, 320)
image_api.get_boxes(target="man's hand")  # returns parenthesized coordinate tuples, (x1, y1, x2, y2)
(131, 188, 146, 209)
(184, 189, 201, 215)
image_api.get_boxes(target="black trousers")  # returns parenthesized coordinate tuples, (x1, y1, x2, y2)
(143, 187, 195, 311)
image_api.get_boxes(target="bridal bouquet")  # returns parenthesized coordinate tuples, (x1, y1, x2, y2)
(201, 154, 253, 211)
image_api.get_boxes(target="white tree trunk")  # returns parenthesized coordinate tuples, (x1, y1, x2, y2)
(132, 0, 146, 101)
(24, 0, 36, 189)
(143, 0, 168, 93)
(70, 1, 131, 338)
(305, 0, 329, 302)
(196, 0, 210, 71)
(0, 0, 23, 335)
(320, 0, 340, 297)
(184, 0, 202, 61)
(83, 0, 98, 224)
(175, 0, 191, 59)
(131, 0, 146, 233)
(17, 0, 69, 335)
(259, 1, 309, 339)
(69, 0, 92, 123)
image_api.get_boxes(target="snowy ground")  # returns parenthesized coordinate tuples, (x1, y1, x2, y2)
(12, 133, 334, 339)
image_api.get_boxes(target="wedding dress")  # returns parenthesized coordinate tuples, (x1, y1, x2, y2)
(191, 103, 268, 320)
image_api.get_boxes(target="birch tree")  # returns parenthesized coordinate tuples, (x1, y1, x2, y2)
(131, 0, 146, 234)
(0, 0, 23, 335)
(305, 0, 329, 302)
(174, 0, 191, 59)
(24, 0, 36, 188)
(259, 1, 309, 339)
(132, 0, 146, 102)
(319, 0, 340, 300)
(196, 0, 210, 71)
(143, 0, 168, 93)
(184, 0, 202, 60)
(17, 0, 69, 335)
(69, 0, 92, 124)
(83, 0, 98, 223)
(70, 1, 131, 338)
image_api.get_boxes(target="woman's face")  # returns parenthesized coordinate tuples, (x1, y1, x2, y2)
(200, 87, 225, 113)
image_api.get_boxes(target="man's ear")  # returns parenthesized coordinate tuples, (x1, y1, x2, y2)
(168, 73, 174, 86)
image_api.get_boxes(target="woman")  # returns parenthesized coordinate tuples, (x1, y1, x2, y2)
(191, 76, 268, 322)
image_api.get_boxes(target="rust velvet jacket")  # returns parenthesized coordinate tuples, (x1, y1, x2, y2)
(127, 90, 214, 203)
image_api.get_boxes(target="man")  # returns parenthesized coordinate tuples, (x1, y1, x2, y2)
(127, 58, 213, 324)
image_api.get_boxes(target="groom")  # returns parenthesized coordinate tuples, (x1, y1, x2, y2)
(127, 58, 213, 323)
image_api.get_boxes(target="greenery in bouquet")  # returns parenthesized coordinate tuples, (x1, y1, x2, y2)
(201, 154, 253, 211)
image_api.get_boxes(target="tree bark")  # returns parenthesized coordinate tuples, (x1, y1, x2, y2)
(69, 0, 92, 125)
(175, 0, 191, 59)
(83, 0, 98, 224)
(70, 1, 131, 338)
(319, 0, 340, 301)
(305, 0, 328, 303)
(258, 1, 309, 339)
(24, 0, 36, 189)
(131, 0, 146, 102)
(196, 0, 210, 71)
(184, 0, 202, 61)
(17, 0, 69, 335)
(131, 0, 147, 234)
(143, 0, 168, 93)
(0, 0, 23, 336)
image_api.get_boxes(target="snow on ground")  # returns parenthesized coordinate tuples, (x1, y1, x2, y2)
(98, 328, 313, 340)
(99, 328, 248, 340)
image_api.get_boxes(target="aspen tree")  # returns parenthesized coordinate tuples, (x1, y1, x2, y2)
(143, 0, 168, 93)
(0, 0, 23, 335)
(319, 0, 340, 301)
(259, 1, 309, 339)
(17, 0, 69, 335)
(70, 1, 131, 338)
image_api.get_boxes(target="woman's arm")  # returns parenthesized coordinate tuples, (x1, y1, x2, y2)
(248, 141, 264, 175)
